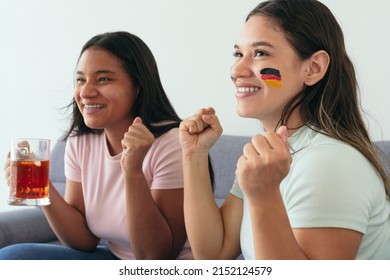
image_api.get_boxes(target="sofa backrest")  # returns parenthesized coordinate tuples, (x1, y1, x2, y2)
(209, 135, 250, 206)
(210, 136, 390, 206)
(49, 136, 390, 206)
(374, 141, 390, 176)
(49, 139, 66, 196)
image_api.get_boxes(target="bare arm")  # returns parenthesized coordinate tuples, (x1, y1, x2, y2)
(121, 117, 187, 259)
(42, 179, 100, 251)
(123, 171, 187, 259)
(247, 189, 362, 259)
(183, 153, 242, 259)
(239, 127, 362, 259)
(180, 108, 242, 259)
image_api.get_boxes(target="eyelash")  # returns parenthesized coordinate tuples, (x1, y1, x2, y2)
(254, 50, 268, 57)
(75, 77, 85, 84)
(98, 77, 110, 82)
(232, 50, 268, 58)
(233, 51, 242, 58)
(75, 77, 111, 83)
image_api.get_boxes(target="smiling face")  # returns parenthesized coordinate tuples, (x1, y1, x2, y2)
(230, 15, 309, 131)
(74, 48, 137, 135)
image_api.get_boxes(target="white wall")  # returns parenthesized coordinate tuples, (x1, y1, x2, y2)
(1, 0, 389, 212)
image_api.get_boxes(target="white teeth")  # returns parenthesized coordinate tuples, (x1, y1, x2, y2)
(237, 87, 260, 93)
(84, 104, 106, 110)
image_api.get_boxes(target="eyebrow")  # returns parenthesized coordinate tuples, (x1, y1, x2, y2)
(234, 41, 274, 49)
(76, 69, 116, 75)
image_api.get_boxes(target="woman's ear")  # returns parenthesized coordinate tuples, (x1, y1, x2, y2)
(305, 50, 330, 86)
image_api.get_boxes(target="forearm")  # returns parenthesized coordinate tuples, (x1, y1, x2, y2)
(42, 182, 100, 251)
(183, 153, 226, 259)
(248, 189, 307, 260)
(124, 172, 175, 259)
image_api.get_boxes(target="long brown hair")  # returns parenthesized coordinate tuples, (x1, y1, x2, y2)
(247, 0, 390, 196)
(64, 31, 181, 139)
(62, 31, 215, 187)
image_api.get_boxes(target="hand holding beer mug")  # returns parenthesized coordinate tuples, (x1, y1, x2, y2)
(8, 138, 50, 206)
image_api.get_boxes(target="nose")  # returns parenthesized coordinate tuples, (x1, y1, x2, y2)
(230, 59, 253, 81)
(78, 80, 98, 99)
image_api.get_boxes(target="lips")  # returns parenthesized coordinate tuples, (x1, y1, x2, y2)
(84, 104, 106, 110)
(82, 104, 107, 114)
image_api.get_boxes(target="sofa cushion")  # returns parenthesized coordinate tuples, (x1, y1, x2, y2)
(374, 141, 390, 175)
(210, 135, 250, 206)
(0, 208, 57, 248)
(49, 136, 390, 206)
(49, 139, 66, 196)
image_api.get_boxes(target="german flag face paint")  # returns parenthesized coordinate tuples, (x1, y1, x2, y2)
(260, 68, 282, 88)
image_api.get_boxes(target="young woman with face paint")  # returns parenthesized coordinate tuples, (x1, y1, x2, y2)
(179, 0, 390, 259)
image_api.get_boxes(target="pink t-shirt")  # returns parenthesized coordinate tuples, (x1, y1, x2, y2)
(64, 127, 191, 259)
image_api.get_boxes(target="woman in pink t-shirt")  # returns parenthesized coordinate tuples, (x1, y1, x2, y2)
(2, 31, 195, 260)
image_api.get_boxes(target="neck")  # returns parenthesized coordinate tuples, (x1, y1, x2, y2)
(104, 120, 134, 156)
(262, 111, 306, 138)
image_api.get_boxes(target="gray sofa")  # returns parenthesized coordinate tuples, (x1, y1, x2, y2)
(1, 135, 390, 255)
(0, 134, 251, 249)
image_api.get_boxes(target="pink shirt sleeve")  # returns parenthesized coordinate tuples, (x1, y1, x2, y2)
(62, 128, 186, 259)
(145, 128, 183, 190)
(64, 128, 183, 190)
(64, 136, 82, 183)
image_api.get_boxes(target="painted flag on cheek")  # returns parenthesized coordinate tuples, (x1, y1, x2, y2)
(260, 68, 282, 88)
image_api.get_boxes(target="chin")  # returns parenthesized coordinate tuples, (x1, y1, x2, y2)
(84, 122, 104, 130)
(236, 107, 254, 119)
